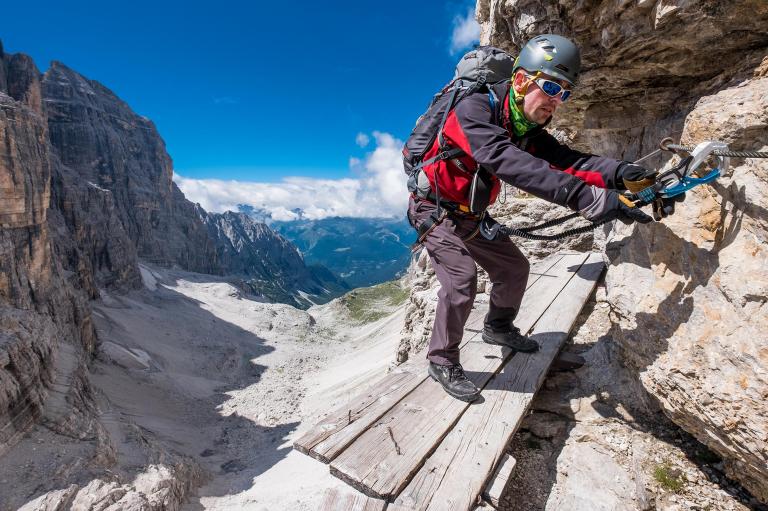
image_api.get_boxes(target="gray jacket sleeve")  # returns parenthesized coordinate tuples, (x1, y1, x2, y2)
(447, 93, 602, 211)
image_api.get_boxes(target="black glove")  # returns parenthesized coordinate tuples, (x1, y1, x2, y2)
(617, 162, 685, 221)
(579, 187, 653, 225)
(617, 162, 658, 190)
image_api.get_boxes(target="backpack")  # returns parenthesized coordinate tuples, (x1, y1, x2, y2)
(402, 46, 516, 206)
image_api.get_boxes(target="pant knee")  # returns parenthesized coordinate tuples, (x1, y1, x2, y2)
(439, 272, 477, 307)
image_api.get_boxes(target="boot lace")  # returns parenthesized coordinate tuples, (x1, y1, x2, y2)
(449, 364, 469, 382)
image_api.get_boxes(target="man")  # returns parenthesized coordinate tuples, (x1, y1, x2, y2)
(407, 34, 677, 401)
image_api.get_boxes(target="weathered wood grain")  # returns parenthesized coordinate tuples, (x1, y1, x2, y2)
(391, 253, 604, 510)
(319, 487, 387, 511)
(329, 253, 590, 499)
(293, 253, 567, 463)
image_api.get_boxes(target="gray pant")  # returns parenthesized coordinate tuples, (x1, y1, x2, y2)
(408, 196, 530, 366)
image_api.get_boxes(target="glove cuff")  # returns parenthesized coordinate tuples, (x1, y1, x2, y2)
(617, 162, 657, 193)
(623, 176, 656, 194)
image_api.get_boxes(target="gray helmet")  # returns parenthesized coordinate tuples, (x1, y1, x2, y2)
(513, 34, 581, 85)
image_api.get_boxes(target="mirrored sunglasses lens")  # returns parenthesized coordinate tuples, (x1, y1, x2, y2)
(561, 90, 572, 102)
(540, 80, 562, 97)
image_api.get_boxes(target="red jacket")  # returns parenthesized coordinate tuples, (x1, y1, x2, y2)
(420, 81, 622, 211)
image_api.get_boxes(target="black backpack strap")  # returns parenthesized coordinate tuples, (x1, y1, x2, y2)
(412, 83, 480, 243)
(433, 86, 462, 221)
(437, 86, 460, 150)
(410, 147, 464, 171)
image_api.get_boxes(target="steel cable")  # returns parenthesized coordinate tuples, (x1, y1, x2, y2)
(664, 144, 768, 159)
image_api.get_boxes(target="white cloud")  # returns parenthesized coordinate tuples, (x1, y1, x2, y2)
(355, 132, 370, 147)
(173, 131, 409, 221)
(450, 7, 480, 55)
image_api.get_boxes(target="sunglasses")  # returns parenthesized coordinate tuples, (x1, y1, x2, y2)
(525, 74, 573, 102)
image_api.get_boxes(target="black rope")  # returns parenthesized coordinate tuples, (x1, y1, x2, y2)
(499, 217, 611, 241)
(516, 212, 580, 232)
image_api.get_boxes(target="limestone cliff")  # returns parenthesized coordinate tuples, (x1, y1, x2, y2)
(0, 46, 98, 459)
(475, 0, 768, 500)
(42, 61, 220, 283)
(0, 42, 344, 508)
(605, 72, 768, 501)
(40, 60, 343, 306)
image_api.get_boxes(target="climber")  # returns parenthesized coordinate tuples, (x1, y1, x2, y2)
(406, 34, 682, 402)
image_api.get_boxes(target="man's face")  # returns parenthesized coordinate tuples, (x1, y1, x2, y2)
(512, 70, 572, 124)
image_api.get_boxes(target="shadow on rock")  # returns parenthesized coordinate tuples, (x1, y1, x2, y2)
(495, 276, 765, 511)
(86, 275, 303, 508)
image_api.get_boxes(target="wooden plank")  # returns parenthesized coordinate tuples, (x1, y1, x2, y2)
(293, 253, 567, 462)
(392, 253, 604, 510)
(319, 487, 387, 511)
(297, 306, 487, 463)
(482, 453, 517, 508)
(329, 253, 589, 499)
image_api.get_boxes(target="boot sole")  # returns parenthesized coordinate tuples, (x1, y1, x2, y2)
(427, 367, 481, 402)
(482, 332, 539, 353)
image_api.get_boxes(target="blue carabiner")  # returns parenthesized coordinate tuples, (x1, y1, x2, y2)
(659, 168, 721, 198)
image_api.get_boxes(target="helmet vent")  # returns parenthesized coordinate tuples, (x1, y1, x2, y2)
(556, 63, 570, 72)
(536, 39, 557, 52)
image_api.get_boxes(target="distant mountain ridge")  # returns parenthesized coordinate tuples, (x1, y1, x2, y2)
(197, 208, 348, 307)
(270, 214, 415, 288)
(37, 58, 343, 307)
(0, 41, 350, 507)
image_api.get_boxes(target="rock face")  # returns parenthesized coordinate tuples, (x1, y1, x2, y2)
(1, 42, 349, 508)
(40, 60, 345, 306)
(42, 61, 220, 283)
(0, 47, 97, 458)
(477, 0, 768, 500)
(605, 74, 768, 501)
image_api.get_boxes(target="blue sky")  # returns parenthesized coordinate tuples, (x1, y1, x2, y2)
(0, 0, 478, 218)
(2, 0, 481, 218)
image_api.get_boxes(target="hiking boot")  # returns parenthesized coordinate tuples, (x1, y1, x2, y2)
(482, 325, 539, 352)
(428, 362, 481, 402)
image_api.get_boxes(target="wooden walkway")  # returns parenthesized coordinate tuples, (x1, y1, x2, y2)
(296, 251, 604, 510)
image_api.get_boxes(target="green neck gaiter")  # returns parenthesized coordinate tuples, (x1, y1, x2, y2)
(509, 88, 539, 137)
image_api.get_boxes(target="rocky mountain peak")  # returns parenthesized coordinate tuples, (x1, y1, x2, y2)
(0, 44, 350, 501)
(2, 50, 42, 111)
(198, 208, 348, 307)
(45, 60, 138, 118)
